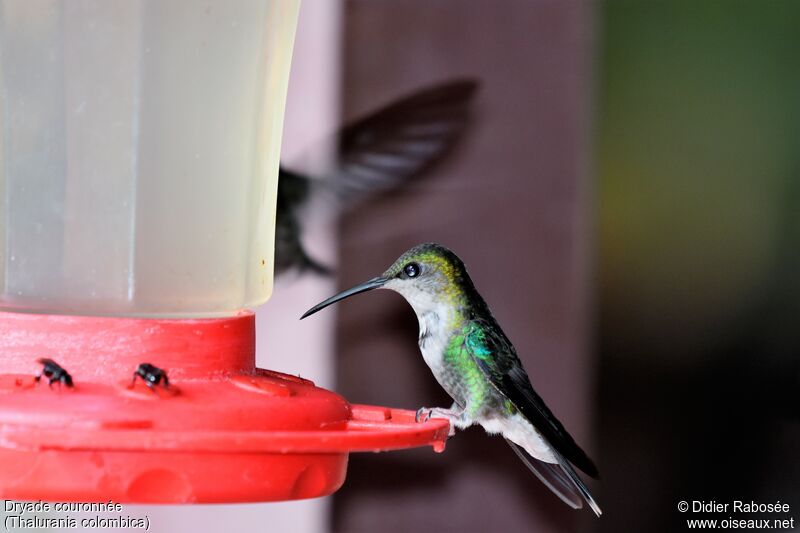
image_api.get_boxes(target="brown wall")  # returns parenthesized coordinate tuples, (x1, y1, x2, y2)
(334, 1, 598, 532)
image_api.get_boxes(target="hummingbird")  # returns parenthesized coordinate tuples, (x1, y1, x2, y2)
(301, 243, 601, 515)
(275, 79, 479, 275)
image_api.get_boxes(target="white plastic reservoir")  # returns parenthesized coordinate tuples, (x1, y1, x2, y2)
(0, 0, 300, 317)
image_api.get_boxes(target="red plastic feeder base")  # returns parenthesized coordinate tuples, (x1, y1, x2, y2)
(0, 311, 449, 503)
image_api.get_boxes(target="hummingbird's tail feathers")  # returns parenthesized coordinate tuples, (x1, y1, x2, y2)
(506, 439, 603, 516)
(560, 458, 603, 516)
(505, 438, 582, 510)
(552, 446, 603, 517)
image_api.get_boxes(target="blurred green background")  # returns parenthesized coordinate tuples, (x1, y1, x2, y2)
(598, 1, 799, 530)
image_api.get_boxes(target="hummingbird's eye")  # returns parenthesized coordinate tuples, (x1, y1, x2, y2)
(403, 262, 420, 278)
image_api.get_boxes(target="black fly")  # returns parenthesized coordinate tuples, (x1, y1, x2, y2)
(35, 358, 74, 388)
(131, 363, 169, 392)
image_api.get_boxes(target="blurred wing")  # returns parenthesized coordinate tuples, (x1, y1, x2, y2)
(284, 78, 480, 206)
(465, 320, 600, 479)
(332, 77, 478, 202)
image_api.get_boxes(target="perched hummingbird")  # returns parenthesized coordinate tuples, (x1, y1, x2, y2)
(301, 243, 601, 515)
(275, 79, 478, 275)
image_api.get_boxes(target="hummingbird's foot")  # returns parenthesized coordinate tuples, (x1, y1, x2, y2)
(415, 407, 432, 424)
(415, 406, 464, 436)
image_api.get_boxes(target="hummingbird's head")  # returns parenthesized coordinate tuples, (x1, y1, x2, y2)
(379, 243, 468, 308)
(301, 243, 472, 319)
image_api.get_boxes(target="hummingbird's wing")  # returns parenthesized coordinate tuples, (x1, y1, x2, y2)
(283, 78, 479, 206)
(328, 77, 479, 204)
(464, 320, 602, 515)
(276, 79, 479, 275)
(465, 320, 599, 477)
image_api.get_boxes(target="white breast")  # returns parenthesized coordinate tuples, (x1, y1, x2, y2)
(381, 279, 459, 397)
(416, 304, 451, 382)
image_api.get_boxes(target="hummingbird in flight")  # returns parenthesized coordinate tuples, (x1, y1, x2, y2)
(301, 243, 601, 515)
(275, 79, 478, 275)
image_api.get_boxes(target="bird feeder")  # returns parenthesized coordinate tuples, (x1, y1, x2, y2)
(0, 0, 448, 503)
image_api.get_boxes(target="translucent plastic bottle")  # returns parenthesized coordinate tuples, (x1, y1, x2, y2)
(0, 0, 300, 317)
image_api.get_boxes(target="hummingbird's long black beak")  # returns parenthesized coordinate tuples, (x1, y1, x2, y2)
(300, 276, 388, 319)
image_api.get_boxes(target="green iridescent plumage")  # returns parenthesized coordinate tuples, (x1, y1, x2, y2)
(444, 324, 494, 418)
